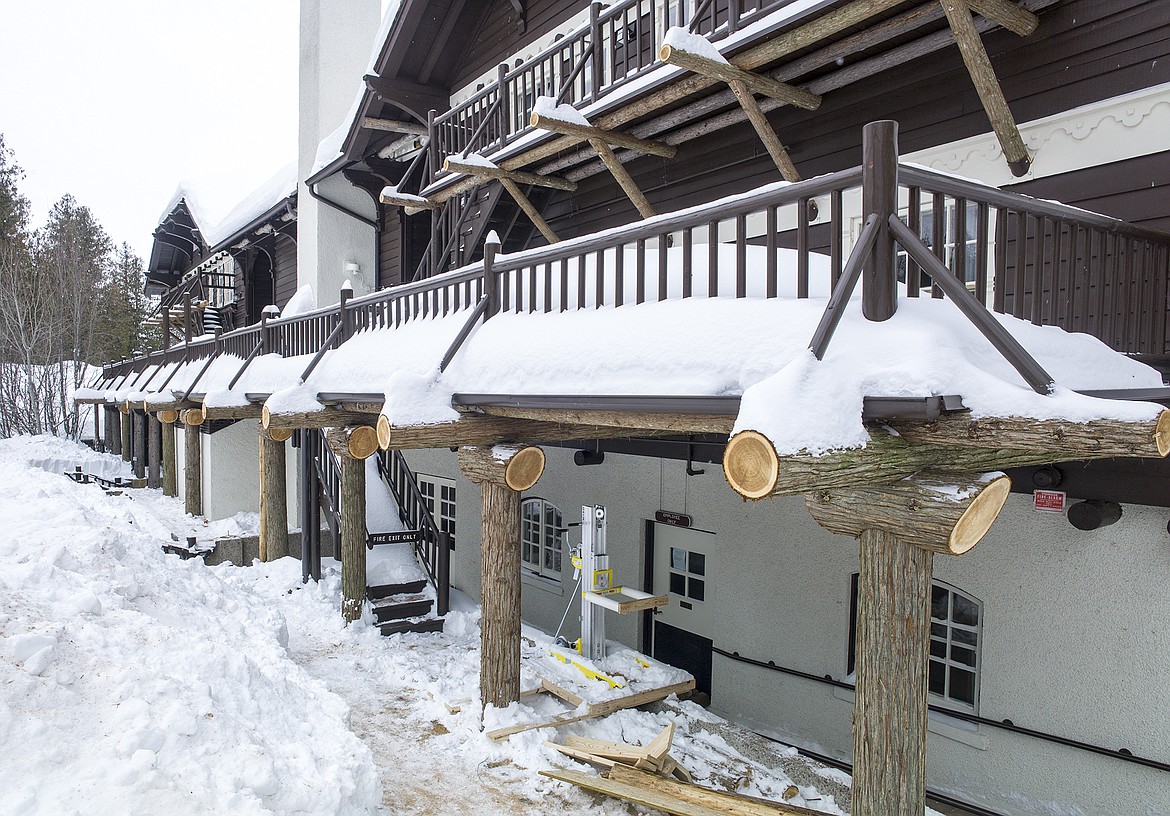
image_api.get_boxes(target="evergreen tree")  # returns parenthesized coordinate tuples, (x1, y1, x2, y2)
(0, 134, 29, 242)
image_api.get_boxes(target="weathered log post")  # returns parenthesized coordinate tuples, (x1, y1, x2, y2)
(147, 415, 161, 488)
(183, 410, 202, 516)
(132, 410, 146, 480)
(862, 119, 898, 321)
(258, 426, 290, 562)
(159, 409, 178, 497)
(459, 444, 546, 710)
(119, 405, 131, 462)
(805, 473, 1012, 816)
(92, 405, 101, 452)
(327, 427, 376, 620)
(108, 406, 121, 456)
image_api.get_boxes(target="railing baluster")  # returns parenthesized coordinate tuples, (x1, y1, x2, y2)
(1031, 215, 1046, 326)
(1013, 212, 1028, 320)
(953, 197, 967, 289)
(766, 205, 778, 298)
(797, 200, 809, 299)
(595, 248, 605, 308)
(658, 233, 669, 301)
(636, 238, 646, 305)
(975, 202, 989, 306)
(830, 191, 842, 289)
(683, 228, 693, 298)
(528, 265, 537, 313)
(907, 186, 921, 297)
(560, 258, 569, 312)
(736, 213, 747, 298)
(614, 244, 624, 307)
(708, 220, 719, 297)
(576, 253, 586, 308)
(931, 191, 945, 298)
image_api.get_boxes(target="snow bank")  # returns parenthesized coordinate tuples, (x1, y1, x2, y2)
(0, 439, 381, 815)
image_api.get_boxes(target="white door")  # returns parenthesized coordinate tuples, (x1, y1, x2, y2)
(652, 523, 715, 640)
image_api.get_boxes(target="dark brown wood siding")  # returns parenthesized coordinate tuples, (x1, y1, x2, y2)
(379, 206, 404, 289)
(1004, 152, 1170, 234)
(273, 231, 299, 309)
(536, 0, 1170, 241)
(453, 0, 587, 91)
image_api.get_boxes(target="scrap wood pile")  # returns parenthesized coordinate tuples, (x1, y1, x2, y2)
(543, 722, 820, 816)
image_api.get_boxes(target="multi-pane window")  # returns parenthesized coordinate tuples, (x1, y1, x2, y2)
(521, 498, 563, 580)
(894, 202, 987, 292)
(668, 546, 706, 602)
(416, 474, 456, 547)
(848, 576, 982, 712)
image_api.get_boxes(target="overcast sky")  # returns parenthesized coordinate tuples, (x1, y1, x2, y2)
(0, 1, 302, 264)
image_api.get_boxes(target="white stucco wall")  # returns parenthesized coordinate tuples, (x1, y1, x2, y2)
(201, 421, 261, 522)
(411, 443, 1170, 816)
(297, 0, 380, 307)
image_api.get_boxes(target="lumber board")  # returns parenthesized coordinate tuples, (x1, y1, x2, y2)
(564, 735, 651, 761)
(606, 765, 823, 816)
(540, 676, 585, 708)
(540, 768, 727, 816)
(545, 741, 619, 768)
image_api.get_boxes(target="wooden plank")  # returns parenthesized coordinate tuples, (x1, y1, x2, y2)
(540, 676, 585, 708)
(606, 765, 823, 816)
(564, 735, 649, 761)
(545, 741, 618, 769)
(540, 768, 727, 816)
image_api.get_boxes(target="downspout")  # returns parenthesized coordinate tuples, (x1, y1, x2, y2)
(306, 182, 380, 290)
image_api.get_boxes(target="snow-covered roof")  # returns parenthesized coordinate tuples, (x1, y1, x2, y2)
(204, 162, 298, 249)
(156, 184, 217, 240)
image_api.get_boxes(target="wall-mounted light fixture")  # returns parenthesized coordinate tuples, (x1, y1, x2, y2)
(1067, 500, 1122, 531)
(574, 449, 605, 466)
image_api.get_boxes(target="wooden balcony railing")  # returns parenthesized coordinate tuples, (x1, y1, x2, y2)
(429, 0, 797, 175)
(101, 147, 1170, 387)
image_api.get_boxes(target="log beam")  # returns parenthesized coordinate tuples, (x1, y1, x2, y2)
(379, 412, 640, 450)
(441, 156, 577, 192)
(472, 404, 735, 435)
(941, 0, 1031, 176)
(259, 426, 289, 562)
(184, 415, 202, 516)
(589, 138, 656, 218)
(965, 0, 1038, 36)
(887, 410, 1170, 459)
(529, 111, 677, 158)
(262, 404, 380, 431)
(728, 80, 801, 182)
(657, 40, 821, 111)
(362, 115, 428, 135)
(722, 419, 1167, 501)
(325, 425, 380, 460)
(340, 451, 366, 623)
(459, 445, 545, 709)
(499, 177, 560, 244)
(805, 472, 1011, 555)
(380, 191, 438, 211)
(202, 402, 264, 421)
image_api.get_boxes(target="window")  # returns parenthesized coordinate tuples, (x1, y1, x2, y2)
(416, 473, 456, 547)
(848, 575, 982, 712)
(521, 497, 563, 581)
(894, 201, 991, 296)
(668, 545, 706, 602)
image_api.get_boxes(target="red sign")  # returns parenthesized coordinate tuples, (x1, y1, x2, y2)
(1033, 490, 1066, 513)
(655, 511, 692, 528)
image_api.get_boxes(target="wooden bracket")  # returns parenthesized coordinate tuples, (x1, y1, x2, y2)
(728, 80, 801, 182)
(441, 156, 576, 191)
(658, 40, 821, 111)
(529, 112, 677, 158)
(589, 139, 656, 218)
(965, 0, 1038, 36)
(941, 0, 1031, 176)
(499, 178, 560, 243)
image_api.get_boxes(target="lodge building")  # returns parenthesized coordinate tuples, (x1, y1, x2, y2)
(80, 2, 1170, 815)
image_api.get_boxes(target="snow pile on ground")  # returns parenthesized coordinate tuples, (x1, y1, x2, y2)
(0, 439, 380, 815)
(0, 436, 875, 816)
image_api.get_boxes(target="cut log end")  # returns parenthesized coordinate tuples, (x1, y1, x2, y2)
(722, 430, 779, 500)
(657, 43, 674, 63)
(119, 404, 130, 415)
(348, 426, 379, 460)
(184, 408, 206, 427)
(1155, 410, 1170, 457)
(376, 413, 391, 450)
(157, 409, 180, 425)
(505, 446, 546, 491)
(268, 427, 293, 443)
(948, 473, 1012, 554)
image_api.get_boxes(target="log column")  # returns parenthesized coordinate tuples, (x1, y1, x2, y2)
(147, 415, 161, 488)
(132, 410, 146, 480)
(119, 406, 131, 462)
(259, 427, 290, 562)
(159, 410, 178, 497)
(339, 450, 366, 622)
(108, 407, 122, 456)
(459, 445, 546, 710)
(183, 410, 202, 516)
(805, 473, 1011, 816)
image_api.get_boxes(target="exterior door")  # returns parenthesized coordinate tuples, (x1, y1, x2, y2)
(651, 523, 715, 696)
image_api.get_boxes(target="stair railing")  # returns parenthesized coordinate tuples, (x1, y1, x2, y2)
(375, 449, 451, 616)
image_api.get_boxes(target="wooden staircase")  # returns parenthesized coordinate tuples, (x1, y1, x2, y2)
(366, 577, 445, 636)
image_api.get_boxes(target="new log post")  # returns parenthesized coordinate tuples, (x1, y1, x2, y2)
(459, 444, 546, 710)
(183, 409, 202, 516)
(805, 473, 1011, 816)
(159, 409, 178, 498)
(259, 425, 290, 562)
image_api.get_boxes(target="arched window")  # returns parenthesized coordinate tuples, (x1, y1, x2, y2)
(521, 497, 563, 581)
(848, 575, 983, 712)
